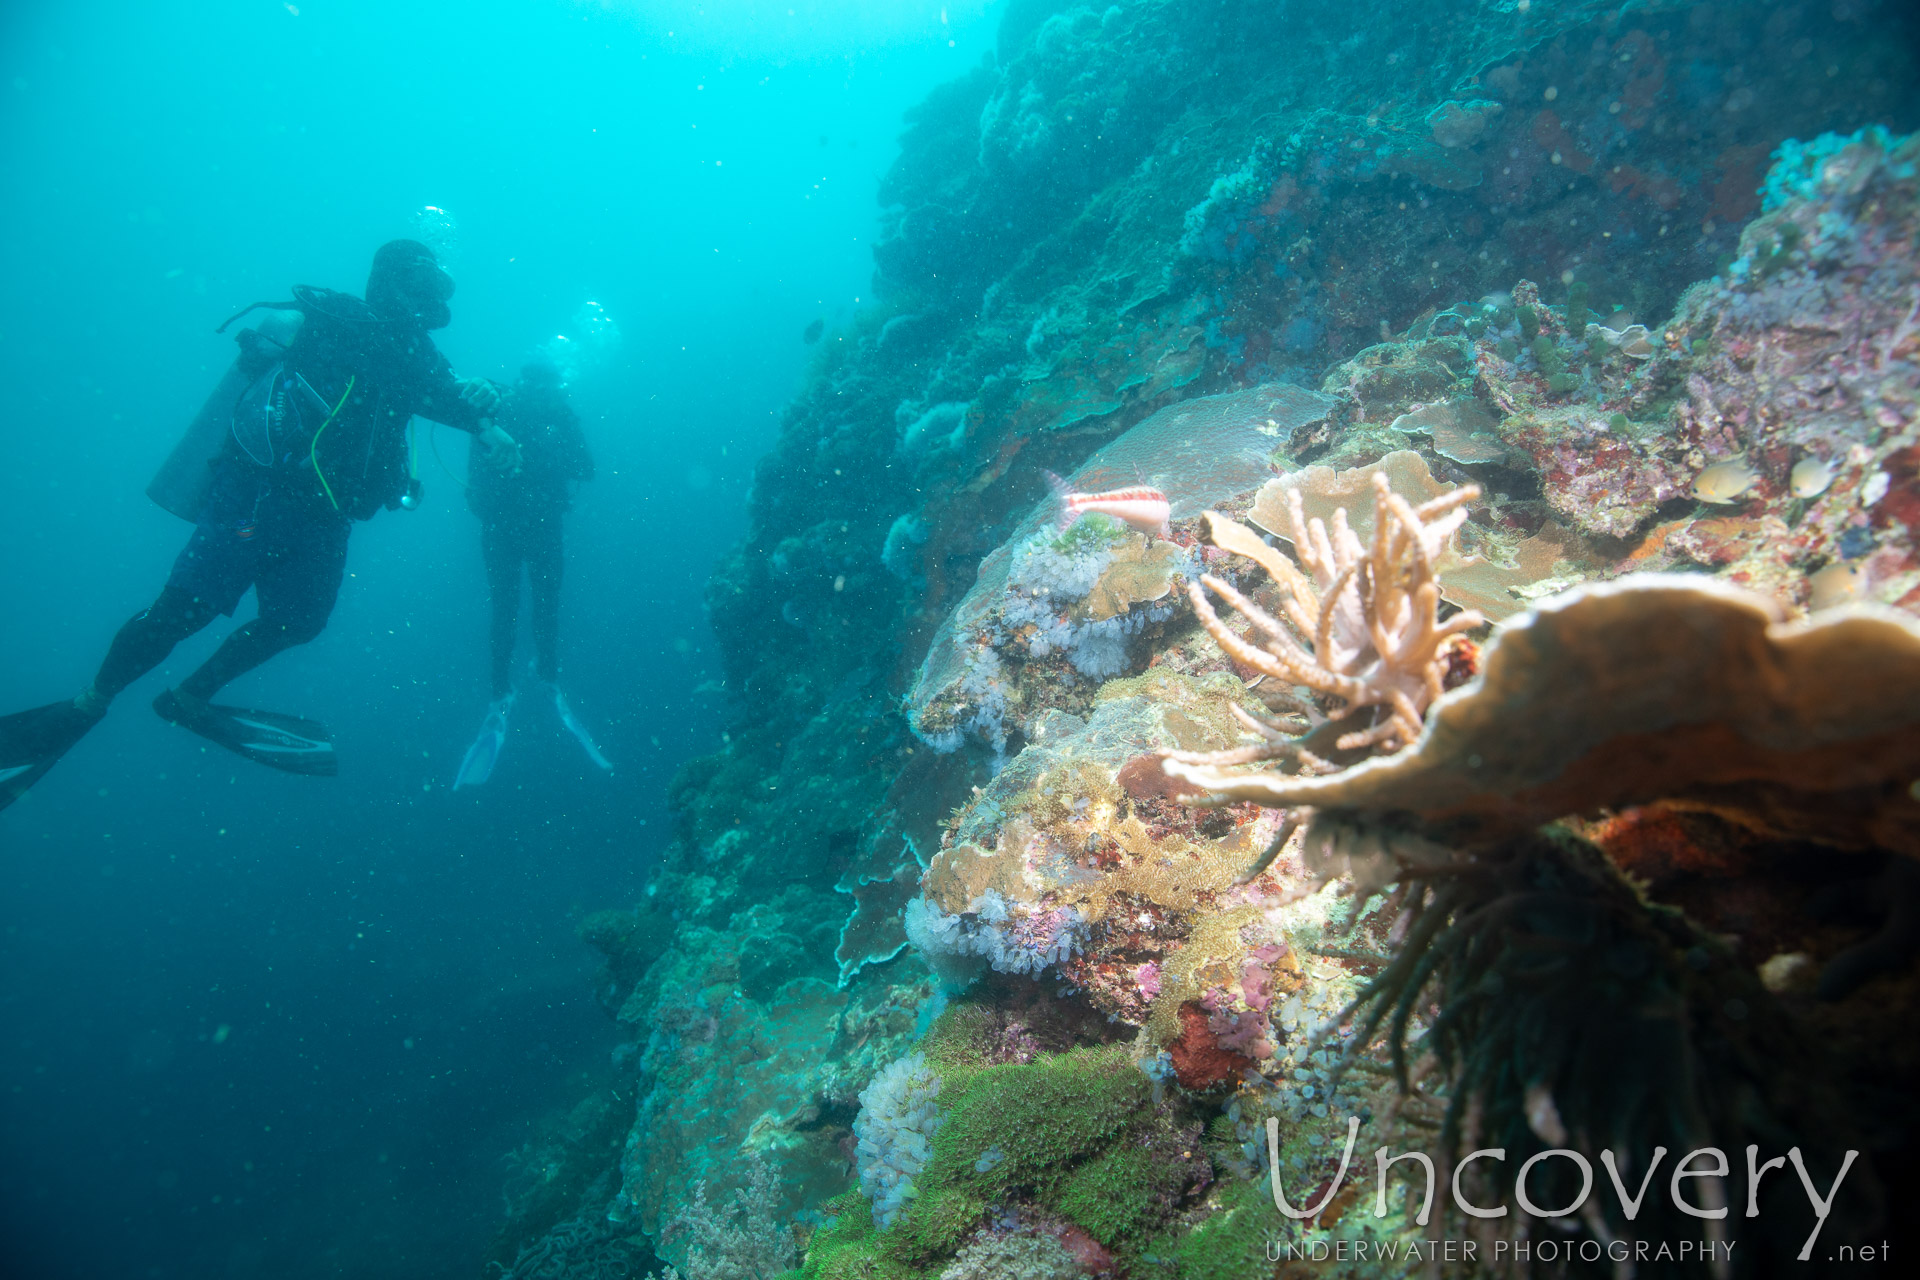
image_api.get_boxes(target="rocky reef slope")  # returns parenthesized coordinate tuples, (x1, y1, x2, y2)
(489, 3, 1920, 1277)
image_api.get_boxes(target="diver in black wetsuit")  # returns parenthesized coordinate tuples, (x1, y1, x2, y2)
(0, 240, 521, 810)
(452, 358, 608, 787)
(474, 358, 593, 700)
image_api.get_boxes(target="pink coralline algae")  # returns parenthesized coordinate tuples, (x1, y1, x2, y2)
(1051, 1224, 1115, 1276)
(1240, 943, 1288, 1014)
(1192, 945, 1289, 1063)
(1199, 990, 1276, 1063)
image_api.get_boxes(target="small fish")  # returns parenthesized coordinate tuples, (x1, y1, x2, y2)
(1789, 456, 1834, 499)
(1692, 458, 1760, 504)
(1807, 560, 1865, 610)
(802, 318, 825, 344)
(1046, 471, 1171, 537)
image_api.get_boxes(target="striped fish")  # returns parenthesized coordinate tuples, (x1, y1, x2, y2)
(1046, 471, 1172, 537)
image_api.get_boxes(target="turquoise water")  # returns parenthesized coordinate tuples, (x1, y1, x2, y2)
(5, 2, 1920, 1277)
(0, 3, 995, 1276)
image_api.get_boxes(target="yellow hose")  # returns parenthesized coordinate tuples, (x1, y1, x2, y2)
(308, 375, 356, 511)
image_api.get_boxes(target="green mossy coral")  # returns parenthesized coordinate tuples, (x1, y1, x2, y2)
(883, 1187, 989, 1266)
(802, 1192, 917, 1280)
(804, 1007, 1217, 1277)
(1054, 1144, 1188, 1245)
(1154, 1175, 1273, 1280)
(927, 1044, 1149, 1211)
(914, 1002, 1003, 1071)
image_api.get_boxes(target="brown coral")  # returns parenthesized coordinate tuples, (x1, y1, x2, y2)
(1165, 575, 1920, 858)
(1080, 534, 1183, 622)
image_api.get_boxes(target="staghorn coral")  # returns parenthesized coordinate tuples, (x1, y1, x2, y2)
(1249, 449, 1588, 622)
(1180, 469, 1484, 766)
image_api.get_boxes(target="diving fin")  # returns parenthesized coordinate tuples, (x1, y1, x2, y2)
(0, 699, 106, 813)
(453, 695, 513, 789)
(153, 689, 337, 776)
(552, 688, 613, 772)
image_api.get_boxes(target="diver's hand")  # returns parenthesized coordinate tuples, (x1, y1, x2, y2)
(458, 378, 502, 415)
(479, 422, 522, 475)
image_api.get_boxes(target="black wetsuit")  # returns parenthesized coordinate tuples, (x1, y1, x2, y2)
(468, 383, 593, 698)
(93, 287, 490, 702)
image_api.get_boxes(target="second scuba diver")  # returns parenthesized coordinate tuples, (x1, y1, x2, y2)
(453, 356, 611, 787)
(0, 240, 521, 812)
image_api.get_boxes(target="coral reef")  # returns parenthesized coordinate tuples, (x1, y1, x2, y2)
(807, 1002, 1212, 1280)
(494, 4, 1920, 1278)
(906, 382, 1333, 754)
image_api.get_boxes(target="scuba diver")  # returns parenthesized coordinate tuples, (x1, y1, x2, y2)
(0, 240, 520, 813)
(453, 357, 610, 787)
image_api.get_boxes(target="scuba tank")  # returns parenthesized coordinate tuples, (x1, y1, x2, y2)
(152, 290, 437, 520)
(146, 308, 305, 522)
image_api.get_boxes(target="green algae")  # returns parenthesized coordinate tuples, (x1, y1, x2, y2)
(806, 1009, 1216, 1275)
(1047, 510, 1129, 556)
(1154, 1175, 1273, 1280)
(929, 1046, 1148, 1205)
(802, 1193, 917, 1280)
(883, 1187, 989, 1266)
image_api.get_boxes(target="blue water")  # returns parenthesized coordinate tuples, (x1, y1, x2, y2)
(0, 3, 996, 1276)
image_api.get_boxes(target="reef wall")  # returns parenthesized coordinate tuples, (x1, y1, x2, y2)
(490, 2, 1920, 1276)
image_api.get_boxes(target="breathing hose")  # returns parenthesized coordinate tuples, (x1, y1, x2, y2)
(308, 375, 356, 511)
